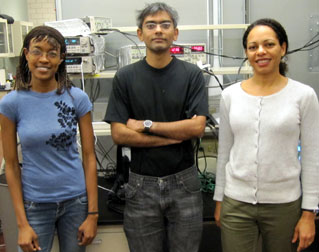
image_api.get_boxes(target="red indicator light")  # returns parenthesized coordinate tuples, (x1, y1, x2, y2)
(170, 46, 184, 54)
(191, 46, 204, 52)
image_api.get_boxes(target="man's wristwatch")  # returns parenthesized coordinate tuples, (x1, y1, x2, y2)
(143, 120, 153, 132)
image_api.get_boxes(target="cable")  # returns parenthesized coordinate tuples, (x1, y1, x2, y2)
(96, 154, 103, 170)
(99, 29, 319, 92)
(100, 28, 143, 58)
(103, 50, 117, 58)
(80, 61, 85, 92)
(194, 138, 201, 173)
(286, 32, 319, 55)
(98, 185, 114, 193)
(89, 79, 101, 104)
(235, 58, 248, 83)
(199, 171, 215, 193)
(173, 43, 246, 60)
(99, 140, 116, 163)
(199, 145, 207, 173)
(201, 68, 224, 90)
(101, 28, 319, 63)
(95, 143, 117, 179)
(176, 31, 319, 60)
(196, 141, 216, 194)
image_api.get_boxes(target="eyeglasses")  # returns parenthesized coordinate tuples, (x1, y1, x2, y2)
(28, 48, 59, 59)
(144, 22, 173, 30)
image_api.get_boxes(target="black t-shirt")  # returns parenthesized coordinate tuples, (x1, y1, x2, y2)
(105, 57, 208, 177)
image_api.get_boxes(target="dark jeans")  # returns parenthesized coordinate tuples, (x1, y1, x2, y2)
(124, 165, 203, 252)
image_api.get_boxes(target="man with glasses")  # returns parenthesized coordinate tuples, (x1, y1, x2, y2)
(105, 2, 208, 251)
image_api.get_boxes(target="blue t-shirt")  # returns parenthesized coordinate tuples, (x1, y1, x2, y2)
(0, 87, 92, 202)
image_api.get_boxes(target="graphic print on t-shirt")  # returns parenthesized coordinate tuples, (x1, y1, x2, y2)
(46, 100, 77, 151)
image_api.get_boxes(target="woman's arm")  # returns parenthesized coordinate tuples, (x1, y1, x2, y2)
(0, 114, 40, 251)
(292, 88, 319, 251)
(77, 112, 98, 246)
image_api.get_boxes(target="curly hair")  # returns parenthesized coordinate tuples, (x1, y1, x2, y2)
(15, 25, 72, 94)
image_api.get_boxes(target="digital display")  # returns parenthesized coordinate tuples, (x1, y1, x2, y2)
(170, 46, 184, 55)
(65, 57, 82, 65)
(65, 38, 80, 45)
(191, 45, 205, 52)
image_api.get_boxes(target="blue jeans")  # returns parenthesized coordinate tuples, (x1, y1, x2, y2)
(19, 195, 88, 252)
(124, 165, 203, 252)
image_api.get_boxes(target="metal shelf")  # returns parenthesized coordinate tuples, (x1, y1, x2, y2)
(68, 66, 252, 79)
(211, 66, 252, 75)
(111, 24, 249, 32)
(68, 70, 117, 79)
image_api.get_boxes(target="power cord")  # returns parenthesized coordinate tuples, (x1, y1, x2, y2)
(195, 136, 217, 194)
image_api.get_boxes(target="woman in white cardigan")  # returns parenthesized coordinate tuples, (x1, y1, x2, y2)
(213, 18, 319, 252)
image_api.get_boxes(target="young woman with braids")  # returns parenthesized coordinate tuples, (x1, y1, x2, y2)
(0, 26, 98, 252)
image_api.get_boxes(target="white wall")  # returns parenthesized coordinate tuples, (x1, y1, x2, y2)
(60, 0, 208, 26)
(0, 0, 28, 21)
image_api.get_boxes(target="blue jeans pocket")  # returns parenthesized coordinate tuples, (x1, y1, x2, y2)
(77, 195, 88, 205)
(24, 200, 35, 211)
(180, 175, 201, 193)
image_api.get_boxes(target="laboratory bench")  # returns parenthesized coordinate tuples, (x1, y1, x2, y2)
(1, 174, 319, 252)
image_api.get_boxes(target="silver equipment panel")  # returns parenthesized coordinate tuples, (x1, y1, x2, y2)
(65, 56, 95, 73)
(65, 36, 94, 54)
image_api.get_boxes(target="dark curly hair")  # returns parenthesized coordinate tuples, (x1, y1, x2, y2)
(242, 18, 289, 76)
(15, 25, 72, 94)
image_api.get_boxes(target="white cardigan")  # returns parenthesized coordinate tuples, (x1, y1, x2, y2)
(213, 79, 319, 210)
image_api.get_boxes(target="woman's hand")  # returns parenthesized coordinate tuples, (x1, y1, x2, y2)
(292, 211, 316, 252)
(214, 201, 222, 227)
(18, 224, 41, 251)
(77, 214, 98, 246)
